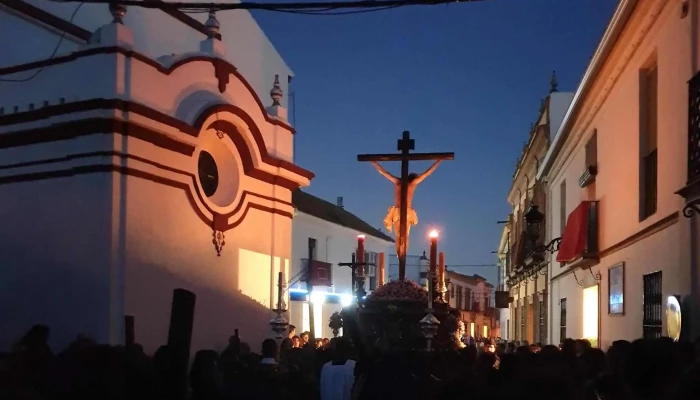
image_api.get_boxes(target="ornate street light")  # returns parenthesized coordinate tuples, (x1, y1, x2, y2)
(524, 203, 561, 254)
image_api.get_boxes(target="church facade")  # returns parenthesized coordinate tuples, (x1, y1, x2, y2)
(0, 2, 313, 353)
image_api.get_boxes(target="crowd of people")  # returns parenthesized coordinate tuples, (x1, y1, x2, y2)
(1, 322, 699, 400)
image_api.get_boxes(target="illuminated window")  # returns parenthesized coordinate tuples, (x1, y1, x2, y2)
(583, 286, 599, 347)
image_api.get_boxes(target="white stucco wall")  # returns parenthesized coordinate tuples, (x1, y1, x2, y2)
(290, 211, 392, 338)
(545, 0, 696, 348)
(0, 15, 308, 354)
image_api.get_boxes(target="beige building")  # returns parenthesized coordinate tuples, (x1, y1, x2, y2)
(499, 79, 573, 344)
(538, 0, 700, 348)
(446, 270, 498, 338)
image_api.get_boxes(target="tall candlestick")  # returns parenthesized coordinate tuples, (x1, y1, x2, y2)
(378, 252, 385, 286)
(277, 271, 284, 310)
(438, 252, 445, 292)
(429, 230, 438, 280)
(357, 235, 365, 265)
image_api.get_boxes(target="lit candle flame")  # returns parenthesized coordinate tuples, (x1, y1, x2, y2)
(429, 230, 439, 239)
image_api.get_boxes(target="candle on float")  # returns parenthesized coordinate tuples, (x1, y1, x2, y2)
(438, 252, 445, 290)
(429, 230, 438, 278)
(357, 235, 365, 265)
(378, 252, 386, 285)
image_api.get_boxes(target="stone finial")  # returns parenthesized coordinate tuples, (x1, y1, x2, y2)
(549, 70, 558, 93)
(109, 3, 127, 24)
(205, 10, 220, 39)
(270, 75, 283, 106)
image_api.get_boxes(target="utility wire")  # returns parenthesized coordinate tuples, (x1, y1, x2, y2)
(52, 0, 481, 12)
(0, 3, 84, 82)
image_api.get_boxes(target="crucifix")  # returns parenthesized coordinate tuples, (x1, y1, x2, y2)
(358, 131, 454, 280)
(338, 253, 374, 301)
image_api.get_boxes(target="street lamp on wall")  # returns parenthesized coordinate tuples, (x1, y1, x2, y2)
(524, 203, 562, 254)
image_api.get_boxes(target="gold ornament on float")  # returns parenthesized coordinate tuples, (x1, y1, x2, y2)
(666, 295, 682, 342)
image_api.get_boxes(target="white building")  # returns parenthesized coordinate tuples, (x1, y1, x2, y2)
(0, 2, 313, 353)
(290, 191, 393, 339)
(538, 0, 700, 349)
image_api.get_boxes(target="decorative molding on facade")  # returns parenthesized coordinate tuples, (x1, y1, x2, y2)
(549, 0, 671, 178)
(212, 213, 227, 256)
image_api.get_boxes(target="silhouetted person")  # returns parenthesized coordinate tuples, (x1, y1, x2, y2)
(190, 350, 222, 400)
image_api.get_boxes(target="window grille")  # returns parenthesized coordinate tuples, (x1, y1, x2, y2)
(560, 298, 567, 342)
(642, 271, 663, 339)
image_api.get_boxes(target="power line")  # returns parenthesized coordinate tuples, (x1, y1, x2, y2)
(51, 0, 483, 12)
(0, 3, 84, 83)
(389, 263, 496, 268)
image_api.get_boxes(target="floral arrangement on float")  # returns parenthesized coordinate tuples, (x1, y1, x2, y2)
(366, 279, 428, 302)
(329, 311, 343, 338)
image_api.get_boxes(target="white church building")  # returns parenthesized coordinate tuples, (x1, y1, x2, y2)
(0, 1, 313, 353)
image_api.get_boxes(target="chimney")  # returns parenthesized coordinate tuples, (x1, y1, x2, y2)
(337, 197, 344, 208)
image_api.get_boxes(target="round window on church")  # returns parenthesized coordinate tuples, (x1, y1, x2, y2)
(198, 151, 219, 197)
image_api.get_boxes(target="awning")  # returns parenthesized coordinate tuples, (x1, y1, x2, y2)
(556, 201, 593, 263)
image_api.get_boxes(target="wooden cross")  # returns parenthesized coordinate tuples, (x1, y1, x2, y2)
(358, 131, 454, 280)
(338, 253, 374, 300)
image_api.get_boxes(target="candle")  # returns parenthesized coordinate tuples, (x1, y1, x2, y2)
(429, 230, 438, 280)
(438, 252, 445, 291)
(378, 252, 385, 285)
(357, 235, 365, 266)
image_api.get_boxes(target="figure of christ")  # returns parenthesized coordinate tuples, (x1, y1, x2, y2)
(370, 160, 442, 254)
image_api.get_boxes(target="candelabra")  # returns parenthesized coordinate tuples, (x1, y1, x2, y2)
(269, 272, 289, 340)
(420, 241, 440, 352)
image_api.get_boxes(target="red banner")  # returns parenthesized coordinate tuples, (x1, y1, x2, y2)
(309, 260, 333, 287)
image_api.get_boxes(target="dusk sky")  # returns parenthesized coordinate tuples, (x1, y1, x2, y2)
(253, 0, 618, 283)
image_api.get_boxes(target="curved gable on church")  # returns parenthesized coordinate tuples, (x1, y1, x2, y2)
(0, 6, 312, 355)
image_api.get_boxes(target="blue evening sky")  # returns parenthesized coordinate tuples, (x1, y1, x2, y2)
(252, 0, 618, 283)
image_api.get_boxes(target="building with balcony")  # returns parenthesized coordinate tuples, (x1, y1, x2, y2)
(538, 0, 700, 348)
(290, 190, 393, 338)
(446, 270, 498, 338)
(0, 2, 313, 353)
(499, 77, 574, 345)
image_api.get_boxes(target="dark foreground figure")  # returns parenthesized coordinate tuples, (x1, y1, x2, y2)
(1, 325, 700, 400)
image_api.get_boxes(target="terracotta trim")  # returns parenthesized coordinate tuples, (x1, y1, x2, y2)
(598, 211, 679, 258)
(207, 117, 314, 180)
(0, 99, 314, 184)
(0, 0, 91, 41)
(0, 154, 294, 230)
(0, 46, 294, 133)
